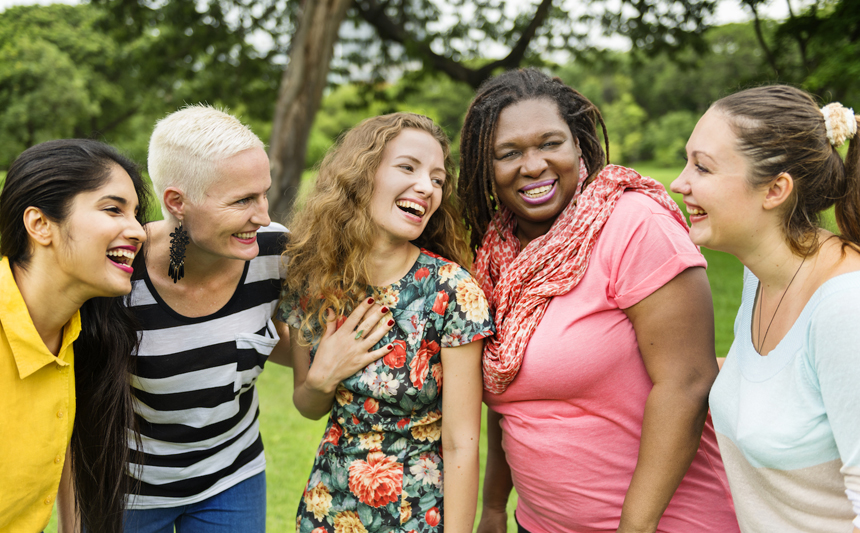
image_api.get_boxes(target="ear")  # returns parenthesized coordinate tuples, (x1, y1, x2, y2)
(762, 172, 794, 211)
(22, 207, 54, 247)
(163, 187, 187, 220)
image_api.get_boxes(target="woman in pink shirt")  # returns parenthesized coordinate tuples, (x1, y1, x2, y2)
(458, 68, 739, 532)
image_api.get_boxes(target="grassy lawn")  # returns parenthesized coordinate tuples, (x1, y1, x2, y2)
(41, 163, 740, 532)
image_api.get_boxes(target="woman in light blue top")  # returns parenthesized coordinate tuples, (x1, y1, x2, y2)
(671, 85, 860, 532)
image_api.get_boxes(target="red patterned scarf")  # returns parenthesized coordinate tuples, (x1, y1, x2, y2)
(474, 164, 687, 394)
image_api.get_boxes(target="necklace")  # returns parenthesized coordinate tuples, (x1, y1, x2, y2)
(756, 251, 809, 354)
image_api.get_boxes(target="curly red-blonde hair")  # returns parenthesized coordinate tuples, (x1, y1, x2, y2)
(282, 112, 471, 340)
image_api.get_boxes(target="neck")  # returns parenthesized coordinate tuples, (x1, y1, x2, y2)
(150, 221, 244, 284)
(739, 229, 815, 294)
(12, 259, 82, 355)
(515, 217, 557, 249)
(367, 239, 419, 287)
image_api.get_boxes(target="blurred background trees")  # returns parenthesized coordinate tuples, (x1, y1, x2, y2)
(1, 0, 857, 219)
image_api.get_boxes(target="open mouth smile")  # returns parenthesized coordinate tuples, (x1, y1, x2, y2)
(520, 180, 557, 205)
(396, 199, 427, 219)
(106, 246, 136, 273)
(233, 231, 257, 243)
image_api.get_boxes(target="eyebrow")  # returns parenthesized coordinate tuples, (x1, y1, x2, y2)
(101, 195, 128, 205)
(495, 130, 567, 149)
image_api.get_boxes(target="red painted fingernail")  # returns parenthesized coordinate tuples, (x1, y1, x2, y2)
(386, 344, 393, 350)
(381, 307, 389, 314)
(387, 319, 394, 327)
(367, 297, 374, 304)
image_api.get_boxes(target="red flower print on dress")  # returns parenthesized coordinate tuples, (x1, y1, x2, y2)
(383, 339, 407, 368)
(396, 418, 410, 429)
(409, 339, 440, 389)
(431, 291, 449, 315)
(348, 451, 403, 508)
(415, 267, 430, 280)
(425, 506, 441, 527)
(311, 528, 327, 533)
(323, 422, 343, 448)
(431, 363, 442, 392)
(364, 398, 379, 414)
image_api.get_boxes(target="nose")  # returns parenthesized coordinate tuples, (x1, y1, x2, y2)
(251, 196, 271, 227)
(669, 172, 690, 195)
(128, 216, 147, 245)
(412, 171, 434, 197)
(520, 148, 549, 177)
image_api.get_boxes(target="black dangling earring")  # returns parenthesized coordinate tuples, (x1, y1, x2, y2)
(168, 221, 190, 283)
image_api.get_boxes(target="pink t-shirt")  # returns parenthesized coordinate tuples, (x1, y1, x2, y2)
(484, 192, 738, 533)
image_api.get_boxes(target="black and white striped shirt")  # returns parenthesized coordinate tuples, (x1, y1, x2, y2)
(126, 223, 287, 508)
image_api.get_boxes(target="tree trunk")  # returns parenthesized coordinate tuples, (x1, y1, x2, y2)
(268, 0, 352, 222)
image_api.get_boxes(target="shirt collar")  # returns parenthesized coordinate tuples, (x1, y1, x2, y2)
(0, 257, 81, 379)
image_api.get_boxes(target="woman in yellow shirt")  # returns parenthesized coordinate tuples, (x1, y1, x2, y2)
(0, 139, 150, 533)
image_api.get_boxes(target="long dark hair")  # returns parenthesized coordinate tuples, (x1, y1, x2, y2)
(713, 85, 860, 255)
(458, 68, 610, 252)
(0, 139, 151, 533)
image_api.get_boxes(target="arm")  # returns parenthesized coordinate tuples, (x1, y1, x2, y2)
(57, 444, 80, 533)
(619, 266, 717, 533)
(476, 408, 513, 533)
(441, 340, 484, 533)
(292, 299, 394, 420)
(266, 318, 292, 367)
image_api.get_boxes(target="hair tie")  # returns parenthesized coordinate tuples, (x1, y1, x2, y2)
(820, 102, 857, 147)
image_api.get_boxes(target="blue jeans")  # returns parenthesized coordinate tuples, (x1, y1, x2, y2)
(123, 472, 266, 533)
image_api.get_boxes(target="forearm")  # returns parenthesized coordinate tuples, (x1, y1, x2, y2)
(619, 382, 709, 533)
(483, 409, 514, 511)
(292, 379, 338, 420)
(443, 441, 480, 533)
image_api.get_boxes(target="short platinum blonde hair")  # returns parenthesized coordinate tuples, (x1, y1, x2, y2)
(148, 104, 265, 218)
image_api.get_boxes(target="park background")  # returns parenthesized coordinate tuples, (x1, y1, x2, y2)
(1, 0, 857, 530)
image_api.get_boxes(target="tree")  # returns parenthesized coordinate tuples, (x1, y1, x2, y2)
(92, 0, 719, 218)
(741, 0, 859, 102)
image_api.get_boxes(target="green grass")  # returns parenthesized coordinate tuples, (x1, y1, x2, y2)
(42, 163, 740, 531)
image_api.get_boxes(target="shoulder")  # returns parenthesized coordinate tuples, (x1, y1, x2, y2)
(418, 249, 473, 284)
(808, 271, 860, 324)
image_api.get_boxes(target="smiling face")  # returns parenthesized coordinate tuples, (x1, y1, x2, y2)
(369, 128, 446, 247)
(54, 164, 146, 299)
(182, 147, 272, 261)
(670, 108, 765, 255)
(492, 98, 582, 242)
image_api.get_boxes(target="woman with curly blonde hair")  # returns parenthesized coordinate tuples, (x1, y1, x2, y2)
(279, 112, 494, 532)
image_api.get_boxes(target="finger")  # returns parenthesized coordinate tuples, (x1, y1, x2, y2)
(354, 304, 390, 339)
(359, 315, 394, 349)
(362, 342, 396, 365)
(322, 308, 337, 338)
(340, 297, 376, 334)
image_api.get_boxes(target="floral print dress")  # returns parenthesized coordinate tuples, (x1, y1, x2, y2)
(279, 250, 494, 533)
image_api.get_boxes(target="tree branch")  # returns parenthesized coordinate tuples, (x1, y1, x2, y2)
(355, 0, 554, 89)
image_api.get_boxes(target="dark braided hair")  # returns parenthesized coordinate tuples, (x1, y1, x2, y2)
(458, 68, 610, 252)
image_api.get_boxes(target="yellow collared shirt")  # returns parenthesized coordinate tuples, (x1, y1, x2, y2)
(0, 256, 79, 533)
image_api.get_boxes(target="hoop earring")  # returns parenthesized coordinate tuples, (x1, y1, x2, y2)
(168, 222, 190, 283)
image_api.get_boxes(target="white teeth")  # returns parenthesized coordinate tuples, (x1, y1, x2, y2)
(234, 232, 255, 239)
(687, 207, 707, 216)
(106, 249, 135, 260)
(395, 200, 426, 216)
(523, 184, 552, 198)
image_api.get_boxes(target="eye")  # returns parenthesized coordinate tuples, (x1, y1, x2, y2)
(104, 206, 122, 215)
(541, 141, 561, 149)
(695, 164, 710, 174)
(236, 197, 252, 205)
(431, 176, 446, 186)
(398, 164, 414, 172)
(497, 151, 519, 160)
